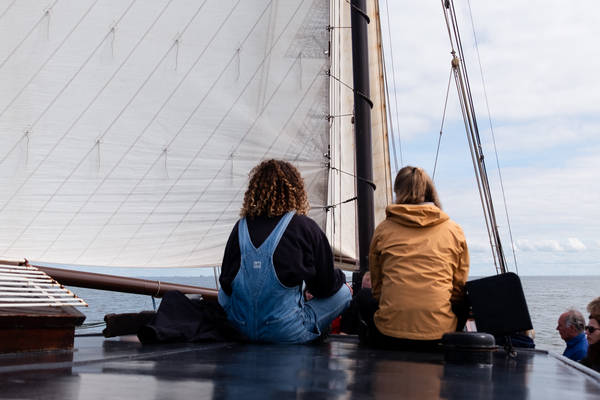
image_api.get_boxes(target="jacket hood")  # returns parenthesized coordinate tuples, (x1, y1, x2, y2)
(386, 203, 449, 228)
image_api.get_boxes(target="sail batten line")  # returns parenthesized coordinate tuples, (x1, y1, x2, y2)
(180, 8, 334, 263)
(108, 0, 303, 265)
(150, 48, 309, 264)
(37, 0, 214, 261)
(104, 0, 279, 265)
(181, 64, 327, 266)
(0, 0, 17, 24)
(1, 0, 177, 256)
(0, 0, 101, 123)
(1, 1, 331, 267)
(0, 0, 139, 194)
(0, 0, 59, 70)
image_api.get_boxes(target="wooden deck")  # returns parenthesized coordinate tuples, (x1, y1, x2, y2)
(0, 335, 599, 399)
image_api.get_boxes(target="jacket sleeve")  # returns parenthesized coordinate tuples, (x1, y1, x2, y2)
(304, 227, 346, 298)
(369, 230, 382, 301)
(451, 238, 470, 303)
(219, 221, 240, 296)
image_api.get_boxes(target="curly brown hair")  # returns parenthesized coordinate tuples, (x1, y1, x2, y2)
(241, 159, 309, 217)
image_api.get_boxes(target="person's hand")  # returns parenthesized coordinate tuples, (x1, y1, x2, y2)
(304, 290, 314, 301)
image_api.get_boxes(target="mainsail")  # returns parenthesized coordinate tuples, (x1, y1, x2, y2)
(0, 0, 390, 269)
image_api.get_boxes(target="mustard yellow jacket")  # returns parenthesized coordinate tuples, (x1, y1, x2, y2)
(370, 203, 469, 340)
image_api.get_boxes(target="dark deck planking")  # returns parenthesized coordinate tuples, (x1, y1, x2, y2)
(0, 335, 599, 399)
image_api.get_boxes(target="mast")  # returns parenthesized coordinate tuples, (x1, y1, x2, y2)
(350, 0, 375, 279)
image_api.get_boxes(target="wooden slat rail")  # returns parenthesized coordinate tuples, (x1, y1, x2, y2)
(0, 261, 88, 308)
(0, 259, 218, 301)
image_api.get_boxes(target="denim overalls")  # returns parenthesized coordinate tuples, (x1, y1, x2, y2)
(218, 211, 351, 343)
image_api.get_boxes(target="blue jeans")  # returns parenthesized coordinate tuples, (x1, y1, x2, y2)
(304, 284, 352, 335)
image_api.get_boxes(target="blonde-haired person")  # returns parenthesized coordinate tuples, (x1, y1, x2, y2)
(581, 297, 600, 371)
(359, 166, 469, 350)
(218, 159, 351, 343)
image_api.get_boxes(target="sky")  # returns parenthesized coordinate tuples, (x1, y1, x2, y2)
(381, 0, 600, 276)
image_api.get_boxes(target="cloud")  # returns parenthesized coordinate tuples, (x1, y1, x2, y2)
(566, 238, 586, 251)
(480, 119, 600, 153)
(513, 238, 588, 253)
(465, 239, 490, 253)
(516, 240, 563, 252)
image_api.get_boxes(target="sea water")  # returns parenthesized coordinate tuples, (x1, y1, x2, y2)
(70, 275, 600, 355)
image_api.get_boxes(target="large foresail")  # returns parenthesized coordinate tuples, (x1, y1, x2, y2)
(328, 0, 392, 269)
(0, 0, 331, 268)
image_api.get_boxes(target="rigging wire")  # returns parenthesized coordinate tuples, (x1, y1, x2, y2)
(372, 0, 392, 205)
(465, 0, 519, 274)
(441, 0, 509, 274)
(383, 0, 403, 167)
(381, 51, 399, 173)
(432, 67, 453, 181)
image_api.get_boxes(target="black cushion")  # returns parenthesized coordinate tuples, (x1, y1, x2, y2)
(466, 272, 533, 336)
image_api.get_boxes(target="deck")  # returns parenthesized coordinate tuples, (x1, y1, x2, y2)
(0, 335, 599, 399)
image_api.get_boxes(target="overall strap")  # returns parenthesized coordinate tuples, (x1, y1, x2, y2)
(262, 211, 295, 254)
(237, 217, 253, 254)
(237, 211, 295, 254)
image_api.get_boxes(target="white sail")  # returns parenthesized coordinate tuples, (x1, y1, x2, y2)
(0, 0, 390, 269)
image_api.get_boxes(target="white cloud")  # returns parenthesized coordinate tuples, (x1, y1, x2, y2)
(465, 239, 490, 254)
(566, 238, 586, 252)
(516, 240, 563, 252)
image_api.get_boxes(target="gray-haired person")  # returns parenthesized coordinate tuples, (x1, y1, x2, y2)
(557, 309, 588, 361)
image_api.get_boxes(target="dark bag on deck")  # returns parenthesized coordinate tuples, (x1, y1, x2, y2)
(137, 290, 245, 344)
(465, 272, 533, 337)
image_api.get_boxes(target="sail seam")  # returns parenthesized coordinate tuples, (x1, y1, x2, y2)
(0, 0, 60, 70)
(0, 0, 101, 124)
(0, 0, 138, 168)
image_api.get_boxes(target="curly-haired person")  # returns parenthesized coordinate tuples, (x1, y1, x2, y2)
(218, 159, 351, 343)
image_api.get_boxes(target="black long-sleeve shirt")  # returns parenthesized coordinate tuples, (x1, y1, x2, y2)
(219, 214, 346, 298)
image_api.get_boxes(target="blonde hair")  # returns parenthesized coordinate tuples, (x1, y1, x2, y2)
(393, 166, 441, 208)
(241, 159, 309, 217)
(588, 297, 600, 321)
